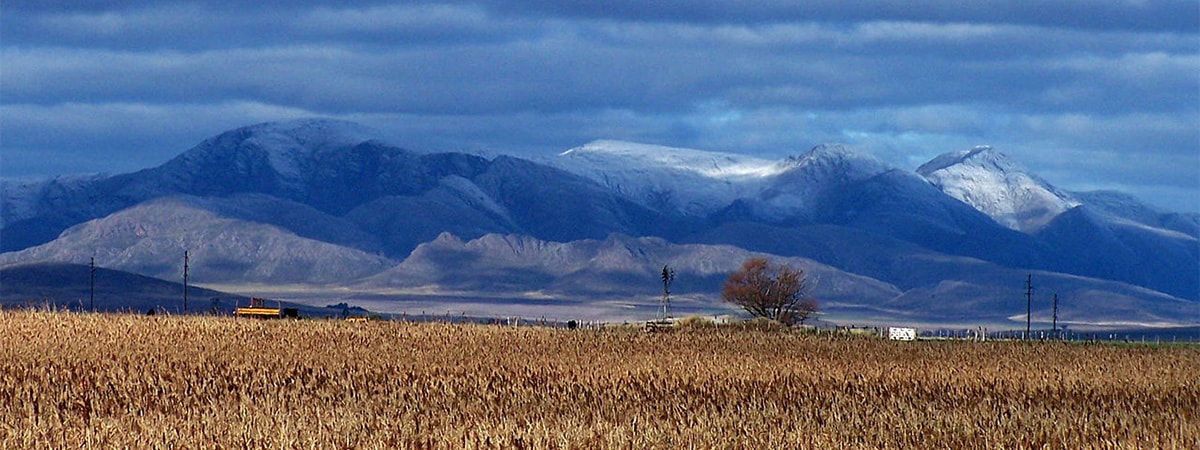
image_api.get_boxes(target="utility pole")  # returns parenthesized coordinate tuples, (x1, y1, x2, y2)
(183, 251, 189, 313)
(1024, 274, 1033, 340)
(660, 265, 675, 321)
(89, 256, 96, 312)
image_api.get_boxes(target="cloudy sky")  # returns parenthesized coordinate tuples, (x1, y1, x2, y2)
(3, 1, 1197, 212)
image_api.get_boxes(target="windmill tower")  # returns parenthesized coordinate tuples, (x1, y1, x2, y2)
(659, 265, 675, 321)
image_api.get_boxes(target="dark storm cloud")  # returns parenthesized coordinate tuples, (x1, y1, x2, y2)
(8, 19, 1193, 114)
(4, 2, 536, 51)
(1, 0, 1197, 212)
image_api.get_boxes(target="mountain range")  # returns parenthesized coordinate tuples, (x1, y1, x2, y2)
(2, 119, 1196, 327)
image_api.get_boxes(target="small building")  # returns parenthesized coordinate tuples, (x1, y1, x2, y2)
(889, 327, 917, 341)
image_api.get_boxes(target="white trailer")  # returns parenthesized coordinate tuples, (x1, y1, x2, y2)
(888, 327, 917, 341)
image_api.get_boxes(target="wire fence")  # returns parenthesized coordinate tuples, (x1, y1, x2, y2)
(7, 301, 1198, 344)
(916, 327, 1200, 344)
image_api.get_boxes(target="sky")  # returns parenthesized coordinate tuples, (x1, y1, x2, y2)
(2, 1, 1198, 213)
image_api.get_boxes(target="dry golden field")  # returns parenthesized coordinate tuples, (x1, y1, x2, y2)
(1, 309, 1197, 449)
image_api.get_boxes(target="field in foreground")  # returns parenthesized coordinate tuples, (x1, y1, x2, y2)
(1, 310, 1197, 449)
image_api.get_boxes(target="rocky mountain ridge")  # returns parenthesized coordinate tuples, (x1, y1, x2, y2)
(2, 119, 1195, 325)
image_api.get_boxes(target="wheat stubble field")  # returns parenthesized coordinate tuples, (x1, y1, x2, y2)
(1, 310, 1196, 449)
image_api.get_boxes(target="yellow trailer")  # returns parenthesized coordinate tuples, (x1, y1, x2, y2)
(234, 297, 282, 318)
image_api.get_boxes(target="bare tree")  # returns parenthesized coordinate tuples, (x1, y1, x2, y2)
(721, 258, 817, 325)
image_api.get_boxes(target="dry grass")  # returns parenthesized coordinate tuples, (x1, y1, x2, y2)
(1, 309, 1197, 449)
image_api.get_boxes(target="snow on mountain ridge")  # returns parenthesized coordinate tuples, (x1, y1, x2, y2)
(918, 146, 1078, 233)
(240, 119, 382, 153)
(226, 119, 383, 183)
(739, 143, 909, 223)
(917, 145, 996, 174)
(5, 120, 1197, 319)
(550, 140, 783, 216)
(1, 175, 108, 229)
(163, 119, 385, 191)
(549, 140, 901, 219)
(560, 140, 785, 179)
(778, 143, 895, 182)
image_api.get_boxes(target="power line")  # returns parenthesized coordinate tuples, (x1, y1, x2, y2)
(183, 250, 189, 313)
(1052, 292, 1059, 339)
(1025, 274, 1033, 340)
(89, 256, 96, 312)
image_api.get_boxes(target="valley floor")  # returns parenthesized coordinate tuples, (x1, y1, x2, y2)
(2, 310, 1197, 449)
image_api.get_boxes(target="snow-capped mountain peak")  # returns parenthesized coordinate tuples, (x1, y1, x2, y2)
(559, 140, 784, 179)
(549, 140, 785, 216)
(780, 143, 893, 181)
(737, 143, 911, 223)
(917, 146, 1078, 233)
(917, 145, 1002, 174)
(237, 119, 380, 150)
(4, 120, 1197, 321)
(186, 119, 384, 182)
(140, 118, 408, 208)
(548, 141, 907, 220)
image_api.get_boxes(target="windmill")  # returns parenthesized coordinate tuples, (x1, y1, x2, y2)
(659, 265, 675, 321)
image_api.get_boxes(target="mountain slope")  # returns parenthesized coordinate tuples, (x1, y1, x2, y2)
(548, 140, 783, 216)
(747, 144, 895, 224)
(0, 196, 394, 284)
(181, 193, 384, 253)
(685, 222, 1196, 325)
(0, 262, 242, 314)
(133, 122, 425, 215)
(917, 146, 1078, 233)
(359, 232, 903, 309)
(1037, 205, 1199, 300)
(1, 175, 132, 252)
(355, 231, 1195, 326)
(0, 120, 390, 250)
(1, 120, 676, 259)
(1073, 190, 1200, 237)
(343, 176, 522, 257)
(552, 142, 1051, 270)
(472, 156, 678, 243)
(3, 120, 1196, 324)
(916, 147, 1197, 300)
(818, 168, 1054, 270)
